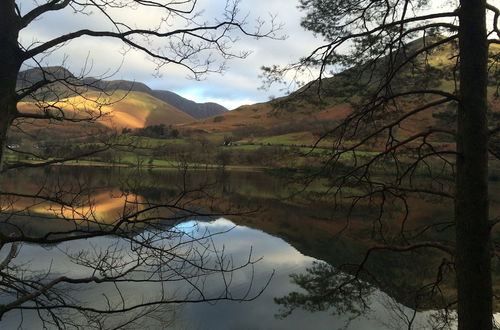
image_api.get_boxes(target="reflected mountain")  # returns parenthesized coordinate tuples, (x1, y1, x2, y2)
(1, 166, 499, 329)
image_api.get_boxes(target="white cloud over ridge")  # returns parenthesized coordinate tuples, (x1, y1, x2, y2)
(17, 0, 321, 110)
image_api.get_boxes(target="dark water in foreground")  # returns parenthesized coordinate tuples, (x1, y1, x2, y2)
(0, 166, 498, 329)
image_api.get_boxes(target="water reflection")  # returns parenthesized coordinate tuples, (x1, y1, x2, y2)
(0, 166, 498, 329)
(0, 218, 435, 330)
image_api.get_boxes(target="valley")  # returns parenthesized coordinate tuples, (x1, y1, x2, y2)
(2, 34, 499, 329)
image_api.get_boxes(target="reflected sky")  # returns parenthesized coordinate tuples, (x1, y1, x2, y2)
(0, 215, 446, 330)
(3, 166, 497, 329)
(0, 218, 439, 329)
(178, 219, 435, 330)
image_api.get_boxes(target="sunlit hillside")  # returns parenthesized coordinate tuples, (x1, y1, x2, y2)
(17, 90, 195, 132)
(179, 41, 499, 148)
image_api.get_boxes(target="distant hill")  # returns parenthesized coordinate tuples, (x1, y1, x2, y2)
(181, 40, 500, 147)
(150, 90, 227, 119)
(17, 67, 228, 120)
(17, 90, 195, 130)
(15, 40, 499, 145)
(17, 66, 84, 100)
(83, 78, 228, 119)
(82, 77, 153, 94)
(15, 68, 198, 137)
(17, 66, 76, 88)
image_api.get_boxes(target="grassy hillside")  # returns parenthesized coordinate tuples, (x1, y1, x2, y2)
(83, 77, 228, 118)
(180, 101, 351, 134)
(17, 90, 195, 132)
(13, 41, 499, 151)
(17, 67, 227, 120)
(180, 41, 499, 149)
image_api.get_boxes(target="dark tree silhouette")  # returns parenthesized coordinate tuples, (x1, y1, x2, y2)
(264, 0, 499, 329)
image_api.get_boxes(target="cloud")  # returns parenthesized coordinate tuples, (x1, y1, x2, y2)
(17, 0, 320, 109)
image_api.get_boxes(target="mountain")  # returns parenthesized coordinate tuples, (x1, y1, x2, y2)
(17, 89, 195, 130)
(150, 90, 227, 119)
(180, 40, 500, 146)
(17, 66, 84, 100)
(15, 67, 198, 139)
(17, 66, 76, 87)
(17, 67, 228, 120)
(82, 77, 153, 94)
(83, 78, 228, 118)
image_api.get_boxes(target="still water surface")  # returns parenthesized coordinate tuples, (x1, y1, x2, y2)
(1, 166, 497, 329)
(1, 218, 433, 329)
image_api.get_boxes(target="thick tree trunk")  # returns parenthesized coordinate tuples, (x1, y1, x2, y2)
(0, 116, 12, 173)
(0, 0, 22, 172)
(455, 1, 492, 329)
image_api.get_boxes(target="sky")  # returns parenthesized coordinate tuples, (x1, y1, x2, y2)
(17, 0, 322, 110)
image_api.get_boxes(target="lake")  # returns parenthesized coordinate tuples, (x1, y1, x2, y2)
(0, 166, 498, 329)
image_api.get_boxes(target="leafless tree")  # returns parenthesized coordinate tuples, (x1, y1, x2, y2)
(1, 0, 282, 170)
(0, 0, 280, 327)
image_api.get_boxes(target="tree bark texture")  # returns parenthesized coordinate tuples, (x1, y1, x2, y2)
(0, 0, 22, 172)
(455, 0, 492, 329)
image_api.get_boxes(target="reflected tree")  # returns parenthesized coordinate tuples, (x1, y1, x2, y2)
(275, 262, 373, 325)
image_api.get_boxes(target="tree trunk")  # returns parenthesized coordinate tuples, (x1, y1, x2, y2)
(0, 0, 22, 172)
(455, 1, 492, 329)
(0, 116, 12, 173)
